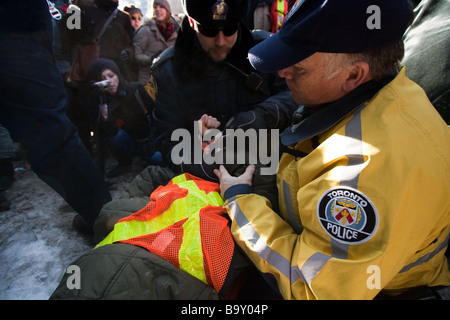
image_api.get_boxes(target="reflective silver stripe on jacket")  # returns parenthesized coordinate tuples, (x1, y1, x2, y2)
(399, 233, 450, 273)
(290, 106, 367, 284)
(282, 180, 303, 234)
(229, 199, 306, 285)
(301, 104, 366, 284)
(229, 106, 368, 286)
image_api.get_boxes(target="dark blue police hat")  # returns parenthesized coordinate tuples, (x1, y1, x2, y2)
(182, 0, 249, 29)
(249, 0, 411, 73)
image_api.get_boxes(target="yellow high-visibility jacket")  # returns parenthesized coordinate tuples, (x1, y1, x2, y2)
(223, 67, 450, 300)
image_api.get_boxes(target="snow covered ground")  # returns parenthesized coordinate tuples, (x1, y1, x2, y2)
(0, 156, 148, 300)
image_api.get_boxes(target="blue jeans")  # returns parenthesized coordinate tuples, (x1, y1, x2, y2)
(106, 129, 165, 166)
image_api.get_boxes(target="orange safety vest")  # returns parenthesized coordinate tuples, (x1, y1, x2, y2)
(96, 173, 235, 293)
(270, 0, 288, 33)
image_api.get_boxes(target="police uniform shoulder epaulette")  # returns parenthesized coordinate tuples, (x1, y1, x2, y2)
(150, 46, 175, 71)
(251, 30, 271, 44)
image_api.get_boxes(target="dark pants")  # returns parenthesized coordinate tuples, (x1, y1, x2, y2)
(105, 128, 164, 166)
(0, 21, 111, 226)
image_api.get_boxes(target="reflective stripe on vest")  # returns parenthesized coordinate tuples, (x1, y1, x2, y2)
(95, 173, 234, 293)
(271, 0, 288, 33)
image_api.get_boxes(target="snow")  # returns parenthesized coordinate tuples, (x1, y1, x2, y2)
(0, 156, 148, 300)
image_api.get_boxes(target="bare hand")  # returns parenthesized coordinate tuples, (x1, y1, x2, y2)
(214, 164, 255, 197)
(198, 114, 221, 150)
(99, 103, 108, 119)
(199, 114, 220, 134)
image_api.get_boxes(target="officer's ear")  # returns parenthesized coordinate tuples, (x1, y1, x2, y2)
(341, 61, 371, 93)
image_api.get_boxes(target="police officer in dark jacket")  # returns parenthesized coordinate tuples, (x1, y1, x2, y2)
(0, 0, 111, 234)
(150, 0, 297, 179)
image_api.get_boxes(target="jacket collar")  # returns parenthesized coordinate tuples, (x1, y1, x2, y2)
(281, 73, 396, 147)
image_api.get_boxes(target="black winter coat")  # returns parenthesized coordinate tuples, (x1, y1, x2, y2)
(100, 82, 152, 141)
(81, 80, 153, 141)
(68, 0, 137, 80)
(151, 17, 297, 165)
(402, 0, 450, 124)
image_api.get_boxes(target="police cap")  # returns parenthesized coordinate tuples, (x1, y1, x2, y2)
(249, 0, 411, 73)
(182, 0, 249, 29)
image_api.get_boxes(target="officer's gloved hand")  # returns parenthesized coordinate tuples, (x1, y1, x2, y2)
(174, 146, 222, 182)
(224, 109, 267, 131)
(181, 161, 220, 182)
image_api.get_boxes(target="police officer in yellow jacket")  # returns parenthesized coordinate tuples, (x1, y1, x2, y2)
(214, 0, 450, 299)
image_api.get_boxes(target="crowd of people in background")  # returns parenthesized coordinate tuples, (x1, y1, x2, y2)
(0, 0, 293, 211)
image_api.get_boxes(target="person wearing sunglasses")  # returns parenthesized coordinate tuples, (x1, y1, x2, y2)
(149, 0, 297, 180)
(124, 5, 143, 32)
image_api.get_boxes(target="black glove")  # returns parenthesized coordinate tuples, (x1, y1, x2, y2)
(224, 109, 267, 131)
(172, 142, 223, 182)
(181, 161, 220, 182)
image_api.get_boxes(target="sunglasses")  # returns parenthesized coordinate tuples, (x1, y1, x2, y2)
(131, 16, 142, 21)
(195, 21, 239, 37)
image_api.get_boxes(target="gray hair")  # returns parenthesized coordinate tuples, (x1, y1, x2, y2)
(324, 40, 405, 81)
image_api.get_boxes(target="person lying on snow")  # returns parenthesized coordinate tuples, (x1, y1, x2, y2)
(50, 111, 287, 300)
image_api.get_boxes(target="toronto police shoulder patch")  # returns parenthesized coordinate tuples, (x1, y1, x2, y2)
(317, 186, 378, 245)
